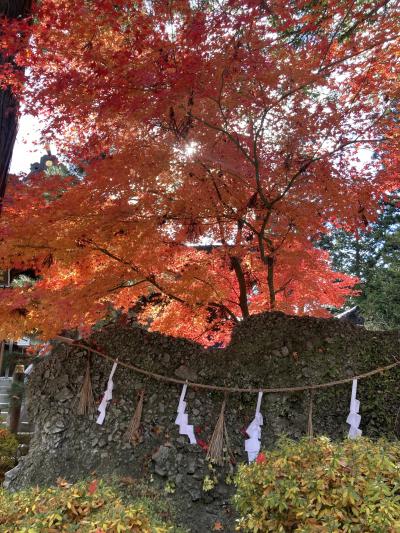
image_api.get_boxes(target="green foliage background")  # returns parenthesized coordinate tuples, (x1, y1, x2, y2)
(320, 193, 400, 329)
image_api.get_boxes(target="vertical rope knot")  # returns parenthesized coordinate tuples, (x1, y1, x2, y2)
(207, 392, 232, 465)
(77, 355, 95, 415)
(125, 388, 145, 446)
(307, 389, 314, 439)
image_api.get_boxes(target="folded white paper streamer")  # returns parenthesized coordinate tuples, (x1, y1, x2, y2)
(347, 379, 362, 439)
(175, 384, 197, 444)
(245, 391, 263, 462)
(96, 360, 118, 425)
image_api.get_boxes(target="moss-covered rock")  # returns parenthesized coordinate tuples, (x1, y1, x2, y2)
(4, 312, 400, 532)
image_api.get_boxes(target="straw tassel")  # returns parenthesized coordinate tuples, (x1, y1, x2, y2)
(126, 389, 145, 446)
(207, 396, 231, 465)
(307, 389, 314, 439)
(77, 359, 95, 415)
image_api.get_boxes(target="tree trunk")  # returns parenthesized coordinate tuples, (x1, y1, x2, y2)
(230, 256, 249, 318)
(354, 235, 361, 278)
(0, 0, 33, 207)
(267, 256, 276, 309)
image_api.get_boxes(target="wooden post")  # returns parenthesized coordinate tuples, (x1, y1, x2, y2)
(0, 341, 4, 377)
(9, 364, 24, 434)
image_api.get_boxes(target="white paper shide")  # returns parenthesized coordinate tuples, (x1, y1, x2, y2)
(347, 379, 362, 439)
(245, 391, 263, 462)
(175, 383, 197, 444)
(96, 360, 118, 425)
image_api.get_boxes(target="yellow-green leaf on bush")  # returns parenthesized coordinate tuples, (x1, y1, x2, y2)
(234, 437, 400, 532)
(0, 479, 182, 532)
(0, 429, 18, 476)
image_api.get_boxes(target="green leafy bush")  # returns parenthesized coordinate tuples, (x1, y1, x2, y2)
(234, 437, 400, 532)
(0, 429, 18, 475)
(0, 479, 181, 532)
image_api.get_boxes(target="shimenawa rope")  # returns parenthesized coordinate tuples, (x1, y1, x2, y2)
(55, 336, 400, 394)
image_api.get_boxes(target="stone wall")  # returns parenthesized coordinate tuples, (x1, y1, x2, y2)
(4, 312, 400, 532)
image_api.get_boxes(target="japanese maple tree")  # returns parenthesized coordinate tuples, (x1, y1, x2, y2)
(0, 0, 399, 344)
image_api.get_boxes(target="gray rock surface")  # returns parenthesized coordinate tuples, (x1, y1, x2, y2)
(5, 312, 400, 531)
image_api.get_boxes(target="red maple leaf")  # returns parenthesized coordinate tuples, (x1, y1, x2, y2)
(256, 452, 266, 464)
(88, 479, 98, 495)
(197, 439, 208, 451)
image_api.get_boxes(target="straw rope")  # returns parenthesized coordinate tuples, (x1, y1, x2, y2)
(125, 388, 145, 445)
(55, 336, 400, 394)
(77, 358, 95, 415)
(206, 394, 233, 465)
(307, 389, 314, 438)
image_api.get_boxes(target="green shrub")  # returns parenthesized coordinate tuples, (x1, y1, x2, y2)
(0, 479, 180, 532)
(0, 429, 18, 475)
(234, 437, 400, 532)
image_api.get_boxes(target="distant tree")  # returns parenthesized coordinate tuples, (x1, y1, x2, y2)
(321, 193, 400, 328)
(321, 194, 400, 278)
(360, 263, 400, 329)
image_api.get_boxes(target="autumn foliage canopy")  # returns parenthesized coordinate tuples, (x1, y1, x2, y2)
(0, 0, 399, 344)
